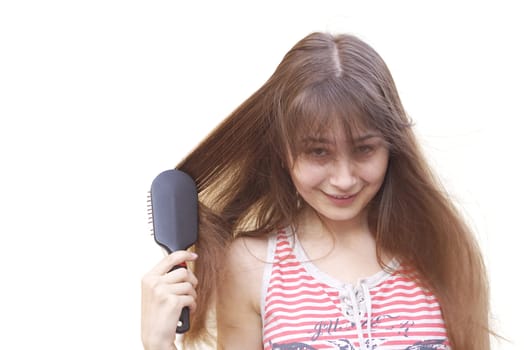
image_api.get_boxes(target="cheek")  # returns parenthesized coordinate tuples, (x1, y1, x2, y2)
(291, 163, 326, 190)
(360, 156, 389, 185)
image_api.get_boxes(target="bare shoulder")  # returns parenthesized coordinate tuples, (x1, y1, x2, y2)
(221, 234, 269, 310)
(217, 234, 270, 349)
(224, 234, 269, 273)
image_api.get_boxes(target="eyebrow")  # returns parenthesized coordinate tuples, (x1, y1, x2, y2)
(354, 133, 381, 142)
(301, 136, 332, 144)
(301, 133, 380, 144)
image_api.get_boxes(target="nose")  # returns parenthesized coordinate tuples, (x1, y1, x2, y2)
(329, 157, 358, 190)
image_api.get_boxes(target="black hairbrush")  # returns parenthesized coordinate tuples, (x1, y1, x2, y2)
(148, 169, 198, 334)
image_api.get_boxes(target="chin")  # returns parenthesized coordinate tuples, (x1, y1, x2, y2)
(319, 211, 362, 224)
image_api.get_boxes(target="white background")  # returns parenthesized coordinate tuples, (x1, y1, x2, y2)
(0, 1, 522, 349)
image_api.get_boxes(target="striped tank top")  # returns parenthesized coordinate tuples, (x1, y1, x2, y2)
(261, 228, 450, 350)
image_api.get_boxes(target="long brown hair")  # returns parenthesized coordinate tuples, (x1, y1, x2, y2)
(177, 32, 491, 349)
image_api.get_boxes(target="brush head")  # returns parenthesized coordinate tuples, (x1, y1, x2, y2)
(149, 169, 198, 254)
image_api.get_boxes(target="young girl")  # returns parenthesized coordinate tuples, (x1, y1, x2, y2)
(141, 32, 491, 350)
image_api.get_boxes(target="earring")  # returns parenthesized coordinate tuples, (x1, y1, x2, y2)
(296, 190, 303, 209)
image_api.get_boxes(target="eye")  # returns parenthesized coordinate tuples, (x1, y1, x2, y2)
(354, 144, 375, 156)
(308, 147, 329, 157)
(301, 146, 332, 163)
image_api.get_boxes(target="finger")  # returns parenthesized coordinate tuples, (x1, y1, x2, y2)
(152, 288, 197, 313)
(163, 266, 198, 286)
(149, 250, 198, 275)
(174, 294, 197, 313)
(186, 268, 198, 287)
(141, 276, 197, 309)
(164, 281, 197, 300)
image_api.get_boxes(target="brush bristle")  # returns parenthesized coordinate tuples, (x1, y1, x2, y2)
(147, 191, 154, 236)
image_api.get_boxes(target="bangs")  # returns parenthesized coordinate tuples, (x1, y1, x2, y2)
(282, 78, 389, 158)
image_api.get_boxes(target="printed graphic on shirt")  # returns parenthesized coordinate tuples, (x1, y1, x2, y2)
(270, 313, 447, 349)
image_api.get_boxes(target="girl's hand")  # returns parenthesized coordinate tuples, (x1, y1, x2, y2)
(141, 250, 198, 350)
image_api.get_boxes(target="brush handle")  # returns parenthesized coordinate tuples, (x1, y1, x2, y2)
(171, 265, 190, 333)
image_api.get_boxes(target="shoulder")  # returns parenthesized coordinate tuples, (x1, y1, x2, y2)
(219, 233, 274, 309)
(216, 233, 272, 348)
(222, 234, 270, 290)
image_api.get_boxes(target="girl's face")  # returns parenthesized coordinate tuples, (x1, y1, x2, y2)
(289, 126, 389, 227)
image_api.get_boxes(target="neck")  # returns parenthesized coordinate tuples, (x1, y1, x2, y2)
(295, 207, 390, 280)
(297, 206, 372, 242)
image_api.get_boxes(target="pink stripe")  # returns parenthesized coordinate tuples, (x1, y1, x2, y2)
(263, 232, 449, 347)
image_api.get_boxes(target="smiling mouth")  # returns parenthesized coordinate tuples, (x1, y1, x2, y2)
(327, 192, 358, 199)
(332, 194, 352, 199)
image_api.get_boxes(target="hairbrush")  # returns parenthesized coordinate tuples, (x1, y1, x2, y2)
(148, 169, 198, 334)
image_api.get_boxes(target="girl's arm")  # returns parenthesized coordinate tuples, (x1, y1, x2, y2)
(217, 236, 267, 350)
